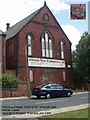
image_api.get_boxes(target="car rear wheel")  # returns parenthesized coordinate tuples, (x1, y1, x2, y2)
(67, 92, 71, 97)
(45, 93, 51, 99)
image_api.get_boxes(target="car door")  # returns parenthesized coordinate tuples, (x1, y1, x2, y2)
(56, 85, 64, 96)
(50, 85, 59, 97)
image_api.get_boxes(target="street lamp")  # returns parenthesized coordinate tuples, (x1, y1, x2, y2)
(25, 45, 30, 98)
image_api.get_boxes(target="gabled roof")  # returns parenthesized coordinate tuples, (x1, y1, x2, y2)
(6, 7, 42, 40)
(6, 2, 71, 43)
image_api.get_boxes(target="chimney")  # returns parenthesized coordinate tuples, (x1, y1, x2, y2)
(6, 23, 10, 30)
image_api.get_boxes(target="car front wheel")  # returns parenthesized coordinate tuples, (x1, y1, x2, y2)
(45, 93, 51, 99)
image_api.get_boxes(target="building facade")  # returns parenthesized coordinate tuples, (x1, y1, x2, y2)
(0, 30, 6, 74)
(6, 3, 73, 90)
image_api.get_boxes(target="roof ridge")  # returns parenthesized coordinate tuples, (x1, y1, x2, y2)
(6, 6, 43, 39)
(7, 8, 42, 31)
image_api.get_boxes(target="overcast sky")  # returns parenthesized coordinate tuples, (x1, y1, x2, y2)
(0, 0, 89, 50)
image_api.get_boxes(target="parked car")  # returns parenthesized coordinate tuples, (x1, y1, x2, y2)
(32, 84, 73, 99)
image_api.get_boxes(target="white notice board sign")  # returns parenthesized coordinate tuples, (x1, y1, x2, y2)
(28, 57, 65, 68)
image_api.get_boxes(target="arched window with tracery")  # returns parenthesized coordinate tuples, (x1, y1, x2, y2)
(41, 32, 53, 58)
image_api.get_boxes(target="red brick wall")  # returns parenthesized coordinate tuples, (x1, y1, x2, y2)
(0, 33, 6, 73)
(1, 84, 28, 98)
(0, 35, 2, 73)
(6, 36, 17, 70)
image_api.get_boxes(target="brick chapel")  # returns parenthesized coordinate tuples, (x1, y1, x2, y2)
(6, 2, 73, 90)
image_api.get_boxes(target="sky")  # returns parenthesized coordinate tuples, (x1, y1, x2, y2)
(0, 0, 89, 50)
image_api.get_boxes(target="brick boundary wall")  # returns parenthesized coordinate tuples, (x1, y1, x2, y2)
(0, 84, 28, 98)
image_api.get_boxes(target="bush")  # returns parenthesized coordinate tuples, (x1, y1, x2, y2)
(0, 74, 21, 88)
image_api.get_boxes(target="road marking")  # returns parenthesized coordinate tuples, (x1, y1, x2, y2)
(35, 99, 68, 105)
(81, 97, 88, 99)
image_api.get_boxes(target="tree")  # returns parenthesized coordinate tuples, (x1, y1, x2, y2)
(72, 32, 90, 83)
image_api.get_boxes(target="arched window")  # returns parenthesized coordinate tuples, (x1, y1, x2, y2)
(60, 41, 65, 59)
(27, 33, 33, 56)
(41, 32, 53, 58)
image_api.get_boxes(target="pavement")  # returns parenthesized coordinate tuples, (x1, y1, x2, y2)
(0, 91, 89, 100)
(0, 91, 89, 119)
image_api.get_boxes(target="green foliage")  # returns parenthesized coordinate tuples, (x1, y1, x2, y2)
(0, 74, 21, 88)
(72, 32, 90, 83)
(39, 108, 89, 119)
(64, 83, 76, 90)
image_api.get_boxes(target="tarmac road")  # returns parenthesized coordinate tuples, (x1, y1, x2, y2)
(0, 92, 90, 119)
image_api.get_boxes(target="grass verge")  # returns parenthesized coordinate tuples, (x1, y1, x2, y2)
(38, 108, 90, 119)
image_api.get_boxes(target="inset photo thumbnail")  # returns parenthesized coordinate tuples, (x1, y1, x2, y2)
(70, 4, 86, 20)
